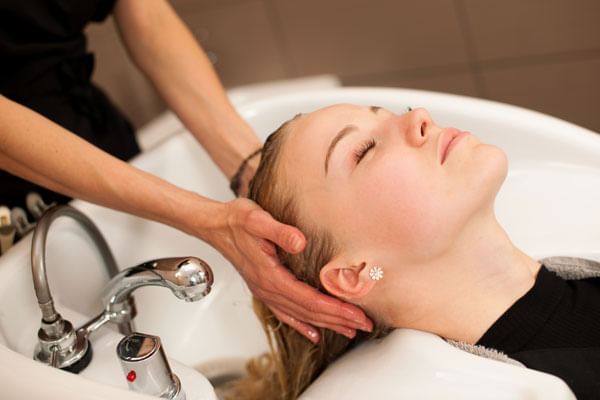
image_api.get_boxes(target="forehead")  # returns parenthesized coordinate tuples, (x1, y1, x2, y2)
(283, 104, 373, 156)
(277, 103, 376, 189)
(296, 103, 372, 133)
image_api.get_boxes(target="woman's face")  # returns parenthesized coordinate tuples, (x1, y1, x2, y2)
(279, 104, 507, 270)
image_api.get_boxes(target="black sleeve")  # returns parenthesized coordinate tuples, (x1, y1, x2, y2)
(92, 0, 118, 22)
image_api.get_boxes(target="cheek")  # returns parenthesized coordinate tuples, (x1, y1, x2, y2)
(350, 154, 444, 258)
(336, 143, 507, 261)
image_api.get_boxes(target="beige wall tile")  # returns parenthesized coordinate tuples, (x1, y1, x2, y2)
(87, 0, 600, 133)
(179, 1, 288, 87)
(87, 19, 165, 128)
(172, 0, 250, 11)
(462, 0, 600, 61)
(88, 0, 287, 127)
(271, 0, 469, 77)
(342, 68, 479, 97)
(481, 58, 600, 133)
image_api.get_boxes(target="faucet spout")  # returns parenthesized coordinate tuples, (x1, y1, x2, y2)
(104, 257, 214, 307)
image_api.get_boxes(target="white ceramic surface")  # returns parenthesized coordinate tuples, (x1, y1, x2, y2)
(1, 87, 599, 399)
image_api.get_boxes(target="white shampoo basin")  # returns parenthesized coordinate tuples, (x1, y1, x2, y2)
(1, 87, 598, 399)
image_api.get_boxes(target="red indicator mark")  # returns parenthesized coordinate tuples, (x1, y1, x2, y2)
(126, 370, 137, 382)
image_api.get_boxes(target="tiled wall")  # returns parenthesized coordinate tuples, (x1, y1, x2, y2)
(88, 0, 600, 132)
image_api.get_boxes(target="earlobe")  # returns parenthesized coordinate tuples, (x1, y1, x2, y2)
(320, 258, 377, 300)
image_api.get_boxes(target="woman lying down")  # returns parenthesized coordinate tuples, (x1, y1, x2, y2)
(226, 105, 600, 399)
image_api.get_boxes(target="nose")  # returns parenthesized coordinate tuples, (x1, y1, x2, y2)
(402, 108, 433, 147)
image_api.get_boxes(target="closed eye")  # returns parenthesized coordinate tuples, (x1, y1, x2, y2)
(353, 138, 376, 164)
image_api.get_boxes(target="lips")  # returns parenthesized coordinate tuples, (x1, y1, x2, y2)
(439, 128, 469, 164)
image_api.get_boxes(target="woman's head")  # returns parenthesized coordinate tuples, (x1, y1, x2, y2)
(239, 104, 508, 399)
(253, 105, 507, 320)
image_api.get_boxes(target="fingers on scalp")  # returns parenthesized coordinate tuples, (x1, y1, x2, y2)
(313, 294, 369, 324)
(278, 310, 353, 339)
(274, 270, 314, 294)
(271, 308, 320, 343)
(313, 297, 348, 316)
(267, 280, 369, 330)
(269, 283, 331, 312)
(270, 298, 360, 329)
(251, 209, 302, 252)
(340, 302, 371, 323)
(270, 299, 358, 339)
(281, 225, 305, 253)
(257, 238, 277, 257)
(246, 208, 272, 232)
(269, 224, 297, 252)
(252, 286, 269, 301)
(321, 324, 356, 338)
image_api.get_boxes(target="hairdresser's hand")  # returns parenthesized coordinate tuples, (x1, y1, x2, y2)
(210, 198, 373, 343)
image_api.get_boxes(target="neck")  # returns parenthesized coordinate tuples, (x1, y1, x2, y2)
(383, 212, 541, 344)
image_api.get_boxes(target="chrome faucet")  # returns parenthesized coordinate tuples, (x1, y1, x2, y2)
(104, 257, 213, 305)
(78, 257, 214, 340)
(31, 205, 214, 373)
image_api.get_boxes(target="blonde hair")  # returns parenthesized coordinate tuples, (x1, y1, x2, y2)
(225, 117, 390, 400)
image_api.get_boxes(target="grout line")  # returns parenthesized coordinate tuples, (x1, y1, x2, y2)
(478, 48, 600, 71)
(339, 63, 474, 84)
(172, 0, 255, 14)
(340, 47, 600, 88)
(453, 0, 488, 98)
(262, 0, 299, 77)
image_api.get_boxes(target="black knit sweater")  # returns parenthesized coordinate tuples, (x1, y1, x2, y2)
(477, 266, 600, 399)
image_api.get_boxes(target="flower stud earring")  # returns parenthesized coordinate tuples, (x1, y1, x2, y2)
(369, 266, 384, 281)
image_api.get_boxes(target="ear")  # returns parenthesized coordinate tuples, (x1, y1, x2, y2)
(320, 256, 377, 300)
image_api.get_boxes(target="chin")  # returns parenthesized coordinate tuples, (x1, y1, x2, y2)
(487, 144, 508, 182)
(474, 144, 509, 201)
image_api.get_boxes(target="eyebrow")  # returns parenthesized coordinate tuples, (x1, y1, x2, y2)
(324, 125, 357, 174)
(324, 106, 381, 174)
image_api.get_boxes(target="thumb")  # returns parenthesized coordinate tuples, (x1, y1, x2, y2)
(248, 209, 306, 254)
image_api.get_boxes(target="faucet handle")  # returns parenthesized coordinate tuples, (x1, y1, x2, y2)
(117, 332, 185, 400)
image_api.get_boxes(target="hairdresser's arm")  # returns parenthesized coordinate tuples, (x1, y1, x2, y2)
(111, 0, 372, 339)
(113, 0, 261, 192)
(0, 96, 232, 233)
(0, 96, 370, 341)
